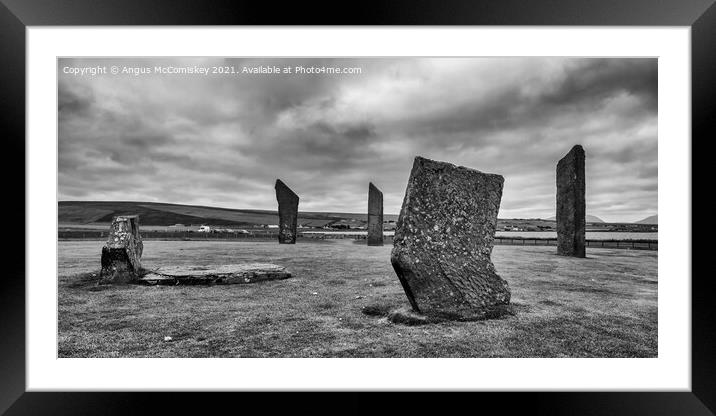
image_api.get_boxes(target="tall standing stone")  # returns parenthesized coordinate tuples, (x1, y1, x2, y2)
(367, 182, 384, 246)
(391, 157, 510, 320)
(556, 145, 586, 258)
(275, 179, 299, 244)
(100, 215, 143, 282)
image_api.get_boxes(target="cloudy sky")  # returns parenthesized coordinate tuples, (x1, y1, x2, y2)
(58, 57, 657, 222)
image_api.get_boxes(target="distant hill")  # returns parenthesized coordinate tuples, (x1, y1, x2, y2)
(635, 215, 658, 225)
(58, 201, 399, 227)
(544, 215, 604, 223)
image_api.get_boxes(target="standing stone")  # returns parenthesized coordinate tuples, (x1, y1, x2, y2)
(100, 215, 143, 282)
(556, 145, 586, 258)
(391, 156, 510, 320)
(367, 182, 384, 246)
(275, 179, 299, 244)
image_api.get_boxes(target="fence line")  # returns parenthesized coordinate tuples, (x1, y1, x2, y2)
(491, 237, 656, 250)
(57, 230, 657, 250)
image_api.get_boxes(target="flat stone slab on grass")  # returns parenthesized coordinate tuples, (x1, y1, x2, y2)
(139, 263, 291, 285)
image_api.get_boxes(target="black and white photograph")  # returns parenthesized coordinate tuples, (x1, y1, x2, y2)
(57, 57, 658, 358)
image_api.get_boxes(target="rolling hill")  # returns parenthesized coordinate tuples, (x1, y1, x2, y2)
(635, 215, 658, 225)
(58, 201, 400, 227)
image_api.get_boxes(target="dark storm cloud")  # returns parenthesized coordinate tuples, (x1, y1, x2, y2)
(542, 59, 657, 111)
(58, 57, 657, 222)
(58, 80, 94, 120)
(395, 59, 656, 149)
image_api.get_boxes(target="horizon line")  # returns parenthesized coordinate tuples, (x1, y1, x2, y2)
(58, 199, 657, 224)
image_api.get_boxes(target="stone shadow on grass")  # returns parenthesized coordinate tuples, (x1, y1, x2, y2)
(361, 301, 517, 326)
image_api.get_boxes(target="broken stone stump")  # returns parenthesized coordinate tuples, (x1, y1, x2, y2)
(100, 215, 143, 282)
(275, 179, 299, 244)
(556, 145, 586, 258)
(367, 182, 384, 246)
(390, 156, 511, 320)
(139, 263, 291, 285)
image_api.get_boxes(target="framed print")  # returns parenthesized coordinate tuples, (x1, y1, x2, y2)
(2, 0, 712, 414)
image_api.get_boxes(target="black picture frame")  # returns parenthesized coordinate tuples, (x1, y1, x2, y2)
(1, 0, 711, 414)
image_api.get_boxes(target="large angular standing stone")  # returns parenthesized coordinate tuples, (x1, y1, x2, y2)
(391, 157, 511, 320)
(100, 215, 143, 281)
(275, 179, 299, 244)
(367, 182, 384, 246)
(556, 145, 586, 258)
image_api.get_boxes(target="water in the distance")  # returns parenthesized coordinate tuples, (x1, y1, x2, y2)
(495, 231, 657, 240)
(303, 230, 658, 240)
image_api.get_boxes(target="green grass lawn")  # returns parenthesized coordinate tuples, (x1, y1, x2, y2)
(58, 240, 657, 358)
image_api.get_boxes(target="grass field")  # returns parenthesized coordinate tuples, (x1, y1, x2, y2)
(58, 240, 657, 358)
